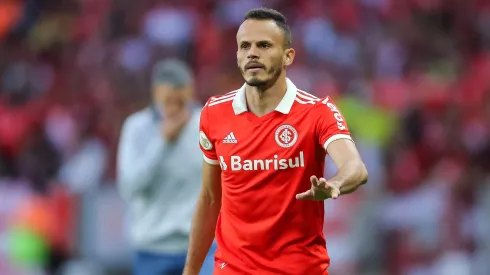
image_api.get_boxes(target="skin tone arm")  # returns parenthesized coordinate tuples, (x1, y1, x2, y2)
(183, 161, 222, 275)
(296, 139, 368, 200)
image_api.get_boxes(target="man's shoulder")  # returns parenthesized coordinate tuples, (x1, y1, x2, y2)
(306, 94, 343, 115)
(204, 90, 239, 109)
(292, 89, 330, 112)
(123, 108, 154, 129)
(203, 90, 238, 123)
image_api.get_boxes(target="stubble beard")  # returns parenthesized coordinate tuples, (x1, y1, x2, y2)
(242, 64, 283, 93)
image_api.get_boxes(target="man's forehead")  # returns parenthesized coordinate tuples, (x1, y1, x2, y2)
(155, 83, 187, 94)
(236, 19, 283, 42)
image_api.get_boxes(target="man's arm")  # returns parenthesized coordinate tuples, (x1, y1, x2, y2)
(183, 161, 222, 275)
(296, 96, 368, 200)
(296, 139, 367, 201)
(117, 116, 169, 200)
(326, 139, 368, 195)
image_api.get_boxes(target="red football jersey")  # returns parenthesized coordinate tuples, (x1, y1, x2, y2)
(198, 78, 353, 275)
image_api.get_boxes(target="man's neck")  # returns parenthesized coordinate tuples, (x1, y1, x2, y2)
(245, 77, 287, 117)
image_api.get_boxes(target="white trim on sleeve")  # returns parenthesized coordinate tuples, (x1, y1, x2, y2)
(203, 154, 219, 165)
(323, 134, 353, 150)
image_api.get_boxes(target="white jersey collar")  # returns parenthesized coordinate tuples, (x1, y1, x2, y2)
(232, 78, 297, 115)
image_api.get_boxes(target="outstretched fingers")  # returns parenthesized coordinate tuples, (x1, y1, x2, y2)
(295, 189, 314, 200)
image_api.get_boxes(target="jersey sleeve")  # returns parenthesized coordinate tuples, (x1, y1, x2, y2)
(199, 100, 219, 165)
(315, 96, 353, 151)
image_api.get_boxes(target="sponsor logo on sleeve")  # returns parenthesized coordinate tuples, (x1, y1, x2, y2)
(322, 98, 346, 130)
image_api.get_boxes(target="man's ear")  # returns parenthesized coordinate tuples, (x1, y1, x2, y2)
(284, 48, 295, 67)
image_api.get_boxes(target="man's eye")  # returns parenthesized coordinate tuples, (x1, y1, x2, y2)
(241, 44, 250, 49)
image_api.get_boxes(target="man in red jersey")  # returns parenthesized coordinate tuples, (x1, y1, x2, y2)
(183, 7, 368, 275)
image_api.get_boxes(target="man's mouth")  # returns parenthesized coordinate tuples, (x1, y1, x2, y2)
(245, 63, 265, 71)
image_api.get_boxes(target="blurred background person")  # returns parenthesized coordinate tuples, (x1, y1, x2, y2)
(116, 59, 216, 275)
(0, 0, 489, 275)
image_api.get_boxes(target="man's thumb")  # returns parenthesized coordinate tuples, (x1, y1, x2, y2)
(296, 189, 314, 200)
(331, 188, 340, 199)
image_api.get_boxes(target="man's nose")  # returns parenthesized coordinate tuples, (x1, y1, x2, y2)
(247, 45, 259, 59)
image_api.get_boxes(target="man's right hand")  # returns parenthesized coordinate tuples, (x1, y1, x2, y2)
(162, 111, 190, 142)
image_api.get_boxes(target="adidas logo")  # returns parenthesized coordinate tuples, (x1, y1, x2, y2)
(223, 132, 238, 144)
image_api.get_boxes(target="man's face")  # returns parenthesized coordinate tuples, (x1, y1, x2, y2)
(236, 19, 294, 88)
(152, 84, 190, 119)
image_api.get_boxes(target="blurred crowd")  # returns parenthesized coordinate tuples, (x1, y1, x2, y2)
(0, 0, 489, 274)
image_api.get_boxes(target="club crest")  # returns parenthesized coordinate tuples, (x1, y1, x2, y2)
(275, 125, 298, 148)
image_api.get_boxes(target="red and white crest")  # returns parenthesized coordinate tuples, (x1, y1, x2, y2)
(275, 125, 298, 148)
